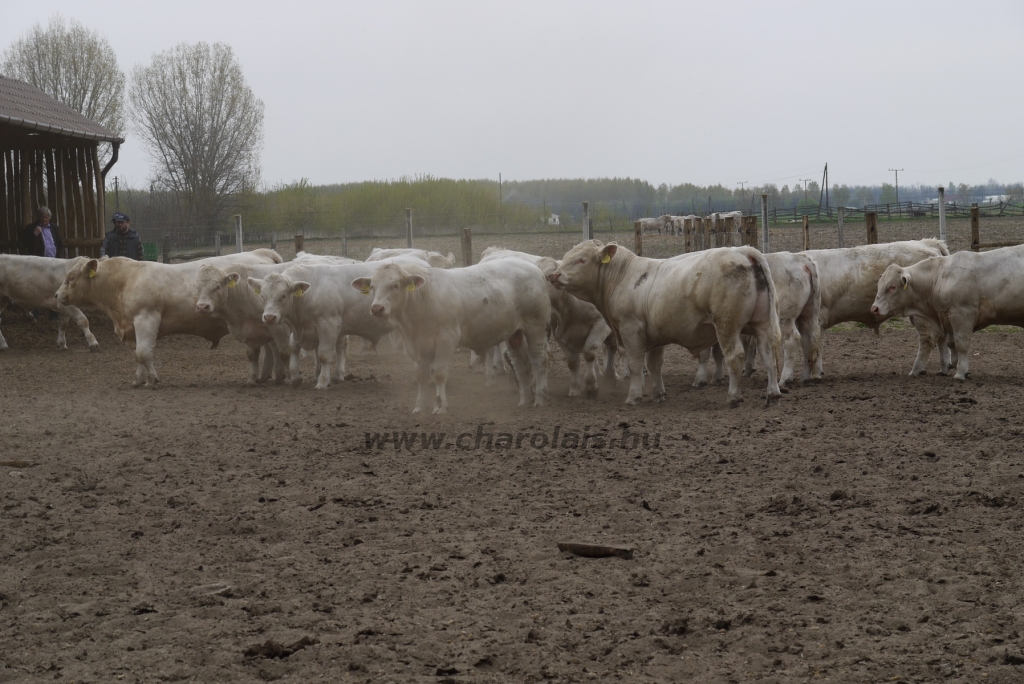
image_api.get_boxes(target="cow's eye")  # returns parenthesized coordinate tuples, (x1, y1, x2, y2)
(889, 284, 896, 291)
(577, 257, 586, 264)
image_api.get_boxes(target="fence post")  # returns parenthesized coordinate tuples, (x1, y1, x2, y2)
(802, 215, 810, 251)
(837, 207, 845, 248)
(270, 233, 277, 253)
(866, 212, 878, 244)
(971, 203, 980, 252)
(295, 234, 304, 254)
(633, 220, 643, 256)
(162, 234, 170, 264)
(724, 216, 735, 247)
(760, 194, 770, 253)
(341, 224, 347, 257)
(938, 186, 947, 244)
(235, 215, 243, 253)
(405, 208, 413, 248)
(460, 227, 473, 266)
(214, 234, 221, 256)
(582, 202, 589, 242)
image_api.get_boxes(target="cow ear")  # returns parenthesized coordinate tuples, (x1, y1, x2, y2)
(246, 277, 262, 295)
(352, 277, 372, 294)
(85, 259, 99, 278)
(406, 275, 426, 291)
(293, 281, 311, 297)
(900, 272, 911, 290)
(226, 273, 240, 288)
(599, 244, 617, 264)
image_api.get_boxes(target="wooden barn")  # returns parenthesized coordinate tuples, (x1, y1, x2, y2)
(0, 75, 123, 257)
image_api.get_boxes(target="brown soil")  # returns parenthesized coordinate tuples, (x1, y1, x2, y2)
(3, 316, 1024, 683)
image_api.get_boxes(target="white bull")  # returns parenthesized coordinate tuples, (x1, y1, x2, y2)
(366, 248, 456, 268)
(803, 239, 949, 377)
(871, 244, 1024, 380)
(351, 258, 551, 413)
(0, 255, 99, 351)
(481, 247, 617, 397)
(637, 216, 672, 236)
(55, 249, 283, 387)
(549, 241, 783, 407)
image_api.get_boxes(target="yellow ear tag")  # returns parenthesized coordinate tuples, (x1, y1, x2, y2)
(406, 283, 416, 292)
(294, 289, 304, 298)
(227, 279, 236, 288)
(360, 286, 370, 295)
(252, 286, 261, 295)
(600, 254, 611, 264)
(903, 282, 907, 290)
(88, 269, 97, 278)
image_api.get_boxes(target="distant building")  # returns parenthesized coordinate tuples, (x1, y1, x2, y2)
(547, 213, 560, 226)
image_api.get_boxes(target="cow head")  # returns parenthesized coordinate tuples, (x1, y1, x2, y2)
(195, 264, 240, 315)
(548, 240, 617, 302)
(247, 273, 310, 325)
(871, 264, 911, 318)
(55, 258, 100, 306)
(351, 263, 425, 320)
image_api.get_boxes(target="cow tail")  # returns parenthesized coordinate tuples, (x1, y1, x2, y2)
(804, 256, 822, 372)
(749, 250, 783, 378)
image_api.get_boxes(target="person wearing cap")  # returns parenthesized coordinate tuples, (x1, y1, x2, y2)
(101, 213, 144, 260)
(22, 206, 64, 258)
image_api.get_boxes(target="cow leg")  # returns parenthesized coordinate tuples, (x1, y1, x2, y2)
(505, 330, 536, 407)
(797, 316, 816, 384)
(741, 336, 757, 377)
(711, 344, 725, 384)
(950, 317, 974, 381)
(331, 336, 348, 382)
(288, 338, 304, 387)
(245, 344, 262, 385)
(53, 309, 70, 350)
(621, 332, 648, 405)
(431, 342, 456, 414)
(750, 322, 782, 405)
(412, 359, 433, 413)
(563, 340, 583, 397)
(483, 346, 500, 386)
(715, 330, 747, 407)
(133, 312, 161, 388)
(0, 298, 8, 350)
(645, 345, 666, 402)
(778, 322, 802, 387)
(258, 343, 274, 382)
(693, 348, 711, 387)
(601, 337, 618, 386)
(59, 304, 99, 350)
(525, 326, 549, 407)
(314, 331, 340, 390)
(580, 327, 608, 399)
(908, 316, 937, 376)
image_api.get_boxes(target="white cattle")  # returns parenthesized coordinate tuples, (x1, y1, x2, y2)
(293, 251, 360, 265)
(351, 258, 551, 413)
(55, 249, 282, 387)
(195, 262, 298, 385)
(365, 248, 456, 268)
(871, 244, 1024, 380)
(246, 258, 430, 389)
(670, 215, 698, 237)
(0, 255, 99, 351)
(549, 241, 782, 407)
(637, 216, 672, 236)
(480, 247, 616, 397)
(692, 251, 821, 387)
(802, 239, 949, 377)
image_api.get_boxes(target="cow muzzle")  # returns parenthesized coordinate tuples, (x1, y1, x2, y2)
(370, 304, 387, 318)
(263, 313, 278, 325)
(547, 272, 566, 289)
(196, 302, 212, 314)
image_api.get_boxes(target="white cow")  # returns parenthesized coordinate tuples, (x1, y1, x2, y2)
(366, 248, 456, 268)
(637, 216, 672, 236)
(293, 251, 360, 265)
(670, 215, 698, 237)
(549, 241, 783, 407)
(55, 249, 283, 387)
(693, 251, 821, 387)
(481, 247, 617, 397)
(871, 244, 1024, 380)
(0, 255, 99, 351)
(195, 262, 298, 385)
(246, 258, 430, 389)
(351, 258, 551, 413)
(803, 239, 949, 377)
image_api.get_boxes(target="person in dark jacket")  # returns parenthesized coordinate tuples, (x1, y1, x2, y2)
(22, 206, 64, 258)
(101, 213, 144, 260)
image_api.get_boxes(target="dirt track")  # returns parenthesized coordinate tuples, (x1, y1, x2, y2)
(2, 315, 1024, 683)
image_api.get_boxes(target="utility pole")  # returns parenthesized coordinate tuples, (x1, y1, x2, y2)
(114, 176, 120, 212)
(889, 168, 904, 215)
(737, 181, 748, 213)
(799, 179, 812, 203)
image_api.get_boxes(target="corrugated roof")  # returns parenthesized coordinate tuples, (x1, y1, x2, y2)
(0, 75, 124, 144)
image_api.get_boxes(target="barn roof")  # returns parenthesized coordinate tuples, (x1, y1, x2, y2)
(0, 75, 124, 144)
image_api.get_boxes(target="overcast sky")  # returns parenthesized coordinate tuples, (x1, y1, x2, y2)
(4, 0, 1024, 191)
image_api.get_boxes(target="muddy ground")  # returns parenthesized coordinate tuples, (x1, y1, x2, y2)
(2, 315, 1024, 683)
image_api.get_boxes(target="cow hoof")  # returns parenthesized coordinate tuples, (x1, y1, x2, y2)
(583, 387, 598, 400)
(692, 380, 707, 389)
(58, 345, 68, 351)
(432, 406, 447, 415)
(567, 388, 581, 397)
(741, 368, 753, 377)
(652, 393, 666, 403)
(88, 344, 100, 352)
(729, 397, 744, 408)
(910, 369, 926, 377)
(314, 384, 330, 390)
(625, 397, 642, 406)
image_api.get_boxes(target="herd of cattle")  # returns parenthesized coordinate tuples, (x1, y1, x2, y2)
(1, 235, 1022, 412)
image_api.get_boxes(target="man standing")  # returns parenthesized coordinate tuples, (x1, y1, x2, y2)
(22, 206, 64, 258)
(101, 213, 144, 260)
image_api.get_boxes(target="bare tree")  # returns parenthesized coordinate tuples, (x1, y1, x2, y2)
(129, 42, 263, 230)
(1, 14, 125, 163)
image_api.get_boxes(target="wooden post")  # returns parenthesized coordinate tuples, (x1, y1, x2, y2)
(460, 227, 473, 266)
(20, 152, 31, 226)
(294, 234, 304, 253)
(633, 220, 642, 256)
(802, 215, 810, 251)
(971, 203, 980, 252)
(405, 207, 413, 248)
(162, 234, 170, 263)
(746, 216, 758, 247)
(866, 212, 878, 244)
(586, 218, 594, 241)
(341, 225, 347, 257)
(582, 202, 590, 242)
(234, 214, 243, 253)
(724, 216, 735, 247)
(938, 187, 947, 244)
(837, 207, 845, 248)
(684, 217, 693, 252)
(214, 234, 221, 256)
(760, 194, 770, 253)
(270, 232, 277, 253)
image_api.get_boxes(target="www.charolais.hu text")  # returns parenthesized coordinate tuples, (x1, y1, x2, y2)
(364, 425, 661, 451)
